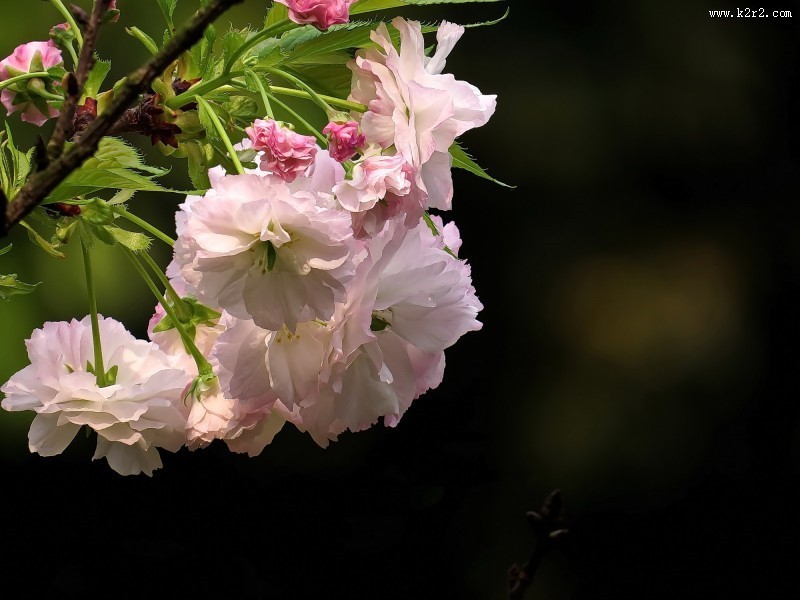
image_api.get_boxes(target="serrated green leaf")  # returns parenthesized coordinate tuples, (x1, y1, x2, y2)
(351, 0, 503, 14)
(44, 168, 175, 204)
(108, 189, 136, 206)
(450, 143, 513, 188)
(84, 137, 169, 176)
(82, 58, 111, 99)
(221, 28, 253, 70)
(0, 274, 40, 300)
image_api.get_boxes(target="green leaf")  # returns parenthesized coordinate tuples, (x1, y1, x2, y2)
(126, 27, 159, 55)
(0, 123, 33, 198)
(286, 63, 352, 98)
(449, 142, 513, 188)
(351, 0, 503, 14)
(156, 0, 179, 26)
(0, 274, 39, 300)
(0, 244, 11, 257)
(221, 28, 253, 70)
(82, 58, 111, 99)
(84, 137, 169, 176)
(44, 138, 180, 203)
(44, 168, 175, 204)
(265, 2, 289, 26)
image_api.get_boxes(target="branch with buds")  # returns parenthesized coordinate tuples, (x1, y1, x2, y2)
(0, 0, 244, 236)
(508, 490, 570, 599)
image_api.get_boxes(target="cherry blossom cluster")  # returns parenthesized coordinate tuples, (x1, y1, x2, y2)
(1, 13, 496, 476)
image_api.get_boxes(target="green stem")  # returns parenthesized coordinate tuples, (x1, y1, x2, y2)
(245, 71, 274, 119)
(81, 239, 107, 387)
(112, 206, 175, 247)
(262, 67, 335, 116)
(49, 0, 84, 49)
(66, 44, 80, 68)
(269, 86, 366, 113)
(140, 251, 191, 323)
(123, 248, 213, 377)
(197, 96, 245, 175)
(167, 72, 239, 109)
(266, 92, 327, 146)
(223, 18, 292, 72)
(37, 91, 65, 102)
(0, 72, 56, 93)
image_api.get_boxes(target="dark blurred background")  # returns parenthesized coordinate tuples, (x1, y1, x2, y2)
(1, 0, 799, 597)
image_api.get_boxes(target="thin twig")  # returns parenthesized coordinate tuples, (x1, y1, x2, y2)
(508, 490, 569, 599)
(47, 0, 113, 164)
(2, 0, 245, 237)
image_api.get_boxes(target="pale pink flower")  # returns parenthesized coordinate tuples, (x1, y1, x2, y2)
(0, 41, 63, 126)
(184, 376, 240, 449)
(323, 120, 365, 162)
(365, 216, 483, 353)
(275, 0, 357, 31)
(246, 118, 318, 183)
(287, 216, 481, 444)
(174, 173, 355, 331)
(349, 19, 496, 209)
(334, 152, 412, 213)
(0, 317, 191, 476)
(333, 149, 424, 238)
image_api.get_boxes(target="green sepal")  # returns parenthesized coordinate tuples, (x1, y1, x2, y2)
(81, 198, 114, 226)
(266, 242, 277, 271)
(370, 314, 390, 332)
(105, 365, 119, 386)
(56, 218, 79, 244)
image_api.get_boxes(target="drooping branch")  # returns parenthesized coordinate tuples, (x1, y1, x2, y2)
(508, 490, 569, 599)
(1, 0, 245, 237)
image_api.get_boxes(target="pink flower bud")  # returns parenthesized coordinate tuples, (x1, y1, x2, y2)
(246, 118, 318, 183)
(275, 0, 357, 31)
(322, 120, 365, 162)
(0, 41, 63, 126)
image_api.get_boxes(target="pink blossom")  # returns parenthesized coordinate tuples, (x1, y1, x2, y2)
(0, 41, 63, 126)
(323, 120, 365, 162)
(184, 376, 240, 449)
(275, 0, 357, 31)
(0, 317, 191, 476)
(246, 118, 318, 183)
(174, 173, 355, 332)
(283, 215, 481, 445)
(349, 19, 496, 209)
(333, 150, 425, 238)
(334, 152, 412, 213)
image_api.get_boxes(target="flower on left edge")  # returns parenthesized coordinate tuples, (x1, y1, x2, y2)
(0, 40, 63, 126)
(0, 316, 192, 476)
